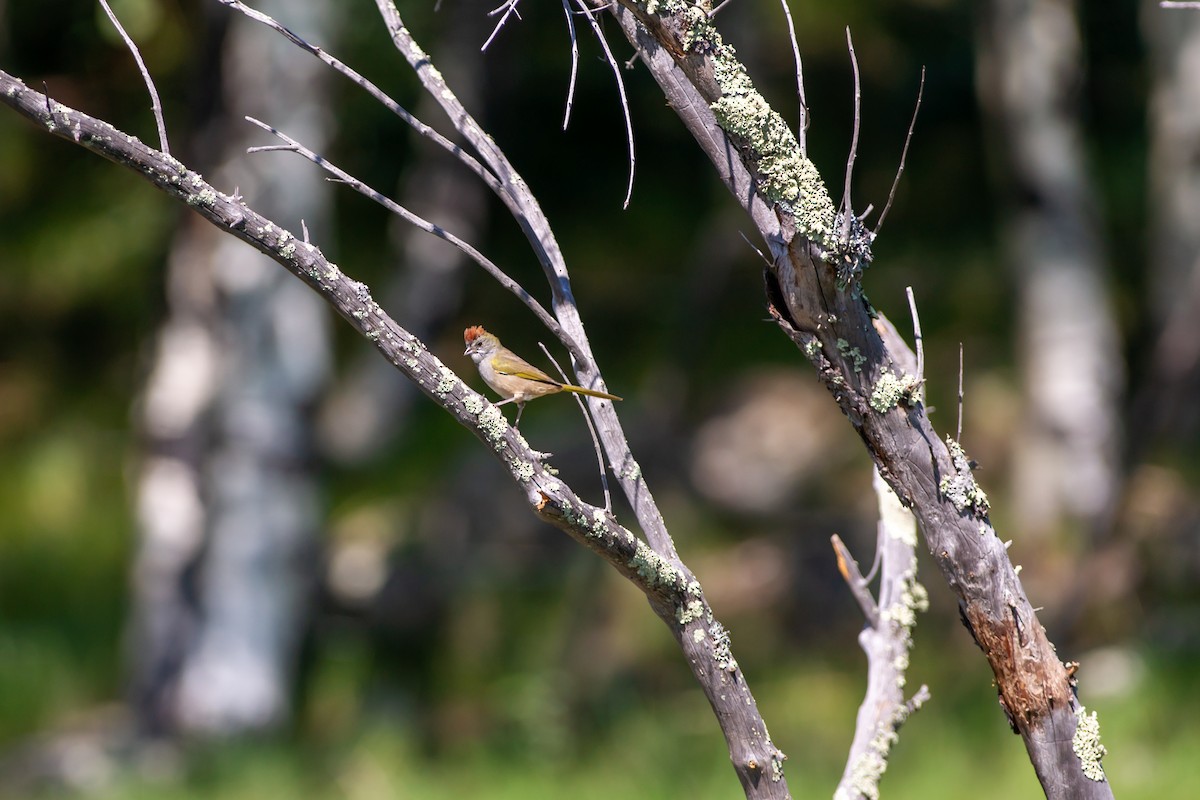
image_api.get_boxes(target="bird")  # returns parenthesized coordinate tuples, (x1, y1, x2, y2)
(463, 325, 621, 427)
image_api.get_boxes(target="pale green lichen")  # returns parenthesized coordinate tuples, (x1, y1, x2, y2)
(621, 460, 642, 481)
(708, 619, 738, 672)
(837, 338, 866, 373)
(939, 437, 990, 516)
(880, 573, 929, 630)
(692, 627, 707, 643)
(477, 404, 508, 449)
(770, 751, 786, 782)
(835, 665, 927, 800)
(324, 264, 341, 282)
(512, 459, 535, 482)
(435, 366, 457, 396)
(644, 0, 842, 256)
(1073, 707, 1107, 782)
(870, 369, 918, 413)
(186, 188, 216, 207)
(629, 540, 687, 592)
(803, 338, 822, 359)
(564, 504, 607, 539)
(836, 709, 900, 800)
(677, 599, 704, 625)
(464, 394, 484, 416)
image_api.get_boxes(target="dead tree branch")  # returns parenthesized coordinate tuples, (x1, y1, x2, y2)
(0, 69, 727, 715)
(833, 471, 929, 800)
(99, 0, 169, 155)
(609, 3, 1110, 796)
(0, 12, 789, 790)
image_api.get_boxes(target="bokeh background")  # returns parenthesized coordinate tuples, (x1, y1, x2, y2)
(1, 0, 1197, 798)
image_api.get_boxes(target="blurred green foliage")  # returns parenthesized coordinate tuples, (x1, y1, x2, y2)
(15, 644, 1200, 799)
(0, 0, 1196, 798)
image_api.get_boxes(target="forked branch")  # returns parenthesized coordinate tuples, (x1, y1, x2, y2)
(606, 3, 1110, 797)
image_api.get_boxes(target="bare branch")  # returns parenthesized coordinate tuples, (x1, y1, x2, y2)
(707, 0, 740, 18)
(483, 0, 524, 51)
(0, 69, 703, 638)
(243, 116, 564, 342)
(737, 230, 773, 268)
(831, 533, 880, 626)
(835, 471, 929, 800)
(539, 341, 613, 512)
(98, 0, 170, 155)
(906, 286, 924, 393)
(214, 0, 505, 202)
(561, 0, 581, 129)
(1161, 1, 1200, 7)
(840, 26, 862, 238)
(874, 66, 924, 238)
(12, 65, 796, 791)
(777, 0, 808, 154)
(575, 0, 637, 208)
(957, 342, 964, 442)
(616, 6, 1110, 794)
(376, 3, 682, 566)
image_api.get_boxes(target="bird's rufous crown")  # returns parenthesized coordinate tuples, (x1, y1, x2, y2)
(464, 325, 489, 344)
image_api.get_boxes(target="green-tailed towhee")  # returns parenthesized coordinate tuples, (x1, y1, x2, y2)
(463, 325, 621, 426)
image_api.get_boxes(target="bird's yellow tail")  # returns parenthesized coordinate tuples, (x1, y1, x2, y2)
(561, 384, 622, 401)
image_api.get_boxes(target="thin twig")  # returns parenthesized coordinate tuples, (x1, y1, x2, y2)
(738, 230, 773, 268)
(540, 342, 614, 512)
(707, 0, 740, 17)
(777, 0, 808, 155)
(376, 3, 682, 564)
(957, 342, 965, 441)
(374, 3, 595, 397)
(482, 0, 523, 51)
(840, 27, 862, 240)
(874, 66, 925, 238)
(906, 684, 932, 714)
(906, 286, 924, 389)
(831, 533, 880, 627)
(99, 0, 169, 155)
(244, 116, 565, 341)
(576, 0, 637, 208)
(215, 0, 505, 201)
(561, 0, 580, 129)
(1161, 1, 1200, 7)
(862, 526, 883, 586)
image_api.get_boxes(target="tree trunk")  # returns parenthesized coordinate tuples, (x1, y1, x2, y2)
(976, 0, 1123, 541)
(127, 0, 334, 737)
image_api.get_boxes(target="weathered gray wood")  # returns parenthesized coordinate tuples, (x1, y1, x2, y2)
(609, 3, 1112, 797)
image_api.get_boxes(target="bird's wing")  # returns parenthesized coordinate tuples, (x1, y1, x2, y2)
(491, 352, 559, 386)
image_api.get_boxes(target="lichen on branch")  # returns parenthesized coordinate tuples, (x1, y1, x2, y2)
(640, 0, 839, 254)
